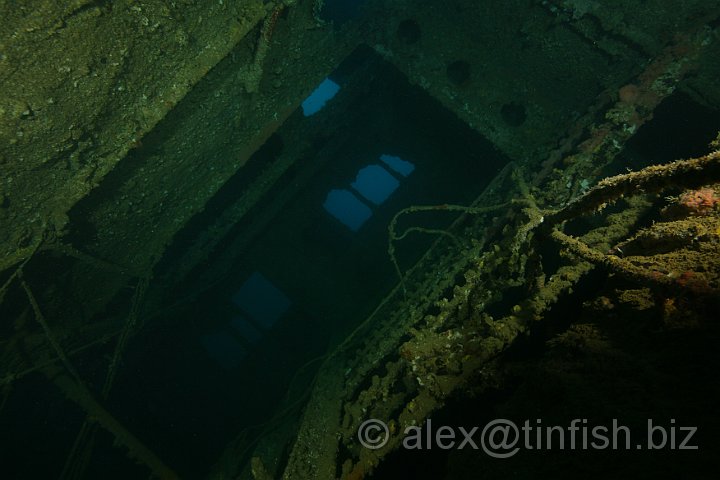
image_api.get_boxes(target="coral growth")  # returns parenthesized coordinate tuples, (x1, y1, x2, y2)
(676, 187, 720, 216)
(618, 83, 640, 104)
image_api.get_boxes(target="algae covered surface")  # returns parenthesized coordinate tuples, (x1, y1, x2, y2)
(0, 0, 267, 271)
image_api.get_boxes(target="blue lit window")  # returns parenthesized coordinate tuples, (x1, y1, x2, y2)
(323, 154, 415, 232)
(380, 154, 415, 177)
(351, 165, 399, 205)
(232, 272, 291, 328)
(323, 189, 372, 231)
(302, 78, 341, 116)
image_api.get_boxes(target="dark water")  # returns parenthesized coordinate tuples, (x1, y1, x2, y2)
(1, 41, 510, 480)
(134, 46, 507, 477)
